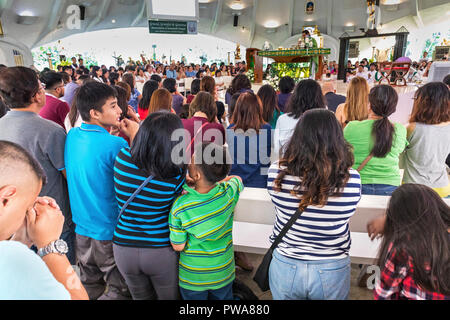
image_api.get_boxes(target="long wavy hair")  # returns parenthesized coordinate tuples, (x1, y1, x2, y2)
(286, 79, 326, 119)
(274, 109, 354, 210)
(344, 76, 369, 124)
(226, 74, 251, 96)
(257, 84, 280, 124)
(409, 82, 450, 125)
(377, 184, 450, 295)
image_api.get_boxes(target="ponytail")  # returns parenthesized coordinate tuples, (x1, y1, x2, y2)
(371, 117, 395, 157)
(369, 85, 398, 158)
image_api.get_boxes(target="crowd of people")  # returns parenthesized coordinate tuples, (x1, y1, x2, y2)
(0, 57, 449, 301)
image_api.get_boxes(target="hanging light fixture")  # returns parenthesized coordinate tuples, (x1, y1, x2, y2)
(230, 0, 245, 11)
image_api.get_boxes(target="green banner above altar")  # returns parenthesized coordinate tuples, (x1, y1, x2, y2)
(258, 48, 331, 57)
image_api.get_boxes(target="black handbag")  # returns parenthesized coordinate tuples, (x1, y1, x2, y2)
(253, 207, 304, 292)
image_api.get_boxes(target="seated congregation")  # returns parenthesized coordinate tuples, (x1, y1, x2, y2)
(0, 62, 448, 301)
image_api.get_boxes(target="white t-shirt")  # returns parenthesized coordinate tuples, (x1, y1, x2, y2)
(273, 113, 301, 159)
(64, 114, 82, 133)
(0, 241, 70, 300)
(367, 70, 377, 83)
(355, 70, 368, 80)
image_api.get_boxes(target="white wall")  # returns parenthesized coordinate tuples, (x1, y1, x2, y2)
(0, 37, 34, 67)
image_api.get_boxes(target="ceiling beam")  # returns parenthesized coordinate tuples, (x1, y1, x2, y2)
(131, 0, 146, 27)
(0, 0, 13, 19)
(249, 0, 258, 47)
(211, 0, 223, 33)
(326, 0, 333, 35)
(86, 0, 112, 32)
(32, 0, 67, 48)
(288, 0, 294, 37)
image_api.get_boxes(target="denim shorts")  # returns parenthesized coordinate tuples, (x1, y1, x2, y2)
(269, 250, 351, 300)
(361, 184, 397, 196)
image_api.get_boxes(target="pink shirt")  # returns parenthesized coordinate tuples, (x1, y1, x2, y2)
(181, 116, 226, 156)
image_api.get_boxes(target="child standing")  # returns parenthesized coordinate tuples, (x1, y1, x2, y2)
(169, 143, 244, 300)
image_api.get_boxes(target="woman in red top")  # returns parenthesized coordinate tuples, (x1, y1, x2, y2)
(368, 184, 450, 300)
(138, 80, 159, 120)
(186, 79, 200, 105)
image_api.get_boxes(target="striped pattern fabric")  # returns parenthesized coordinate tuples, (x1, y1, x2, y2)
(113, 148, 185, 248)
(267, 162, 362, 261)
(169, 178, 244, 291)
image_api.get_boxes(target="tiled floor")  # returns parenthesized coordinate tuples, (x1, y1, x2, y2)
(235, 253, 374, 300)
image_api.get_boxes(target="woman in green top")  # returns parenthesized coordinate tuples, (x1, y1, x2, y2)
(344, 85, 408, 195)
(257, 84, 283, 129)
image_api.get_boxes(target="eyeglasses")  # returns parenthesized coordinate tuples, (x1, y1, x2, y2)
(33, 83, 45, 97)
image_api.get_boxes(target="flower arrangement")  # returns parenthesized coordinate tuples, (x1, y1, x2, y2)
(246, 69, 255, 82)
(266, 74, 280, 91)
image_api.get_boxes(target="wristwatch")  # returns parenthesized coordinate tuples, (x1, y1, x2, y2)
(38, 239, 69, 258)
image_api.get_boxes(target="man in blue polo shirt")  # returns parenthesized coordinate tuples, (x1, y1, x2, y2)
(166, 64, 177, 79)
(65, 82, 133, 300)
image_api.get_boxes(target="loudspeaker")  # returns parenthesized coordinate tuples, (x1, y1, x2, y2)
(233, 15, 239, 27)
(79, 5, 86, 21)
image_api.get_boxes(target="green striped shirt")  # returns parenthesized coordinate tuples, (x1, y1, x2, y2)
(169, 177, 244, 291)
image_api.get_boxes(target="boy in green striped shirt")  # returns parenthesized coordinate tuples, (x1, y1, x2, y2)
(169, 143, 244, 300)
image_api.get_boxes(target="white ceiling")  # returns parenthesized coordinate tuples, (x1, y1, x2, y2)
(0, 0, 449, 50)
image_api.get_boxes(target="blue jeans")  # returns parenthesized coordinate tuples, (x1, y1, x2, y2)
(180, 282, 234, 300)
(361, 184, 397, 196)
(269, 250, 350, 300)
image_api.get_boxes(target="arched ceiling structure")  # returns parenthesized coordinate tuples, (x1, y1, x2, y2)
(0, 0, 449, 65)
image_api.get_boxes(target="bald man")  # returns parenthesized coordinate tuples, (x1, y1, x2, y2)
(0, 141, 87, 300)
(321, 81, 346, 113)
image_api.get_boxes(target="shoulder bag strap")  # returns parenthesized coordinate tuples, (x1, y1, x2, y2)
(269, 207, 305, 251)
(357, 154, 374, 172)
(117, 175, 154, 222)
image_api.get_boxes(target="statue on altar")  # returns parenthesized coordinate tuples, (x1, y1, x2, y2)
(366, 0, 381, 36)
(263, 41, 273, 51)
(235, 44, 241, 60)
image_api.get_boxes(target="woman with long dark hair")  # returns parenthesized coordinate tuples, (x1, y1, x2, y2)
(257, 84, 283, 128)
(182, 92, 225, 158)
(225, 74, 252, 105)
(369, 184, 450, 300)
(274, 79, 326, 157)
(186, 79, 200, 104)
(138, 80, 159, 120)
(112, 112, 187, 300)
(123, 73, 142, 113)
(91, 66, 103, 83)
(277, 76, 295, 112)
(402, 82, 450, 198)
(200, 76, 225, 124)
(228, 91, 272, 188)
(268, 109, 361, 300)
(344, 85, 408, 195)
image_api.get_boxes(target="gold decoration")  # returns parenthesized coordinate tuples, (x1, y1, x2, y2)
(235, 44, 241, 60)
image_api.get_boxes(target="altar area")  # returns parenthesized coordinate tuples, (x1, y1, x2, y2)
(257, 48, 331, 80)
